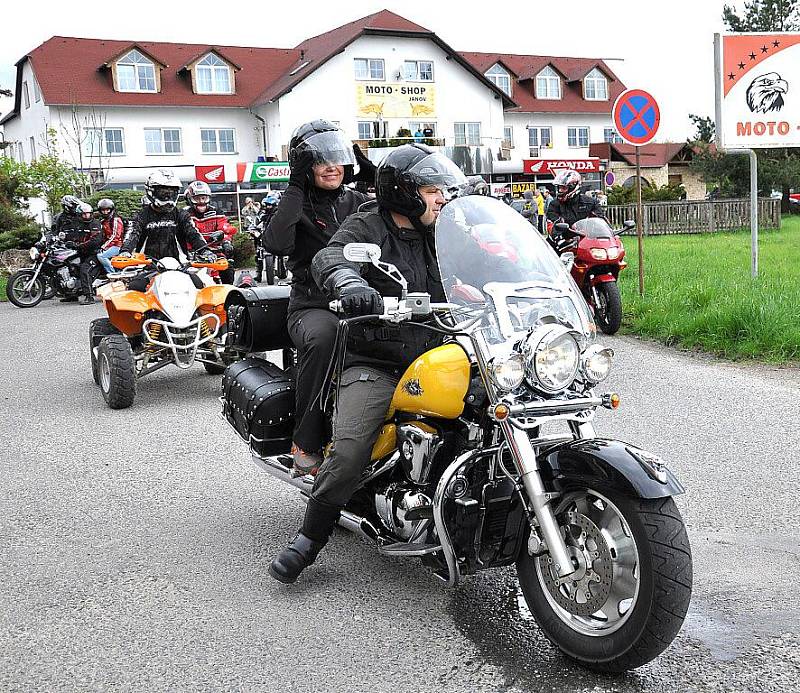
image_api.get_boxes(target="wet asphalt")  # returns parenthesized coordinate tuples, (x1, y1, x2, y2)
(0, 297, 798, 692)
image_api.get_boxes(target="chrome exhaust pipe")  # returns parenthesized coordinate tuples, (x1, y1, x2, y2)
(251, 454, 315, 493)
(338, 509, 382, 542)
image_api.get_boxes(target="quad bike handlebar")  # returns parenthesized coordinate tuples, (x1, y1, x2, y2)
(110, 252, 227, 272)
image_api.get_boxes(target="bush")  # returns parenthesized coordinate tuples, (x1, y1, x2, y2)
(87, 189, 144, 221)
(606, 182, 686, 205)
(231, 223, 255, 267)
(0, 158, 41, 251)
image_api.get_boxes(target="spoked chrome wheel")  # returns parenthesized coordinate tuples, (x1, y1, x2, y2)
(536, 489, 639, 636)
(6, 269, 45, 308)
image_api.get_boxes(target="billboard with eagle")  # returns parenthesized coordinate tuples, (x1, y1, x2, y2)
(715, 33, 800, 148)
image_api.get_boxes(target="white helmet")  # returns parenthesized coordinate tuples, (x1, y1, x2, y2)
(145, 169, 182, 211)
(185, 180, 212, 207)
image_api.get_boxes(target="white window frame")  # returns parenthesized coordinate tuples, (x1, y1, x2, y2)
(567, 127, 590, 148)
(354, 58, 385, 81)
(84, 127, 126, 157)
(357, 121, 374, 140)
(33, 77, 41, 103)
(535, 66, 561, 100)
(195, 54, 232, 94)
(200, 128, 236, 154)
(604, 128, 623, 144)
(116, 50, 158, 93)
(144, 127, 182, 155)
(503, 126, 514, 148)
(23, 81, 30, 109)
(454, 122, 481, 146)
(528, 127, 553, 149)
(584, 68, 608, 101)
(403, 60, 434, 82)
(29, 136, 36, 160)
(485, 64, 511, 96)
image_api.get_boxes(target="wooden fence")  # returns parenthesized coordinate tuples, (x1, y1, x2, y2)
(605, 198, 781, 235)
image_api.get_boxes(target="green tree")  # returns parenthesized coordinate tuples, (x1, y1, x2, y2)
(723, 0, 800, 30)
(688, 114, 715, 144)
(87, 189, 144, 221)
(26, 128, 88, 215)
(0, 158, 41, 251)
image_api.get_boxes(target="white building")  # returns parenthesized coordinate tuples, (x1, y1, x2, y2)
(1, 9, 624, 205)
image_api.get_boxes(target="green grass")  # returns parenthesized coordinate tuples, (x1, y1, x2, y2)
(0, 275, 6, 302)
(618, 215, 800, 363)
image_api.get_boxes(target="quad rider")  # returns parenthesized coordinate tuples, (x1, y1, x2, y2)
(184, 180, 237, 284)
(96, 198, 125, 274)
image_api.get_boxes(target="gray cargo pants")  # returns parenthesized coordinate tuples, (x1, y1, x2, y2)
(311, 365, 399, 507)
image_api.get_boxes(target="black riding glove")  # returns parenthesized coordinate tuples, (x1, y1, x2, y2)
(288, 150, 315, 190)
(221, 240, 234, 255)
(339, 284, 384, 317)
(344, 143, 377, 185)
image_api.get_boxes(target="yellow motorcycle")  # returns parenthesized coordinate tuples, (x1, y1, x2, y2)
(221, 196, 691, 672)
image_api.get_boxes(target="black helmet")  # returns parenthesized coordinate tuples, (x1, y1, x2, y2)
(288, 119, 356, 168)
(97, 198, 115, 217)
(60, 194, 83, 215)
(375, 144, 466, 222)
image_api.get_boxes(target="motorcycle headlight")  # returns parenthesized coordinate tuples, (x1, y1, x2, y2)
(489, 353, 525, 392)
(606, 247, 620, 260)
(521, 325, 580, 393)
(590, 248, 608, 260)
(581, 345, 614, 384)
(29, 247, 39, 260)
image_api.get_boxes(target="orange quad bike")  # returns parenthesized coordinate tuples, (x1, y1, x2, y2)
(89, 253, 237, 409)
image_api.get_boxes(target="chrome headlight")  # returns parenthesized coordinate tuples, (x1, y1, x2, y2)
(521, 325, 580, 393)
(29, 246, 39, 260)
(489, 353, 525, 392)
(581, 345, 614, 384)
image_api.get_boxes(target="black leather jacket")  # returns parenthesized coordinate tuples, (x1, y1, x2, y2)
(55, 217, 103, 258)
(121, 205, 204, 260)
(263, 184, 368, 314)
(546, 194, 604, 227)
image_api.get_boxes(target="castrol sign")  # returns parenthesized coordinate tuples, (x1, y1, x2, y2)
(522, 159, 600, 174)
(715, 32, 800, 148)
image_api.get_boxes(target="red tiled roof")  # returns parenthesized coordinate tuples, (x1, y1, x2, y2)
(589, 142, 691, 167)
(459, 52, 625, 114)
(24, 36, 299, 108)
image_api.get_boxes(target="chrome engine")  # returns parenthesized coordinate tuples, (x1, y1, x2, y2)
(375, 483, 432, 540)
(396, 423, 443, 485)
(57, 267, 77, 290)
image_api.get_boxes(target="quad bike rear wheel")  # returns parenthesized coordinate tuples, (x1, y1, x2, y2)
(97, 334, 137, 409)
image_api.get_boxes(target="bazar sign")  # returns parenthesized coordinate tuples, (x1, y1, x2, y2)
(523, 159, 601, 174)
(237, 162, 291, 183)
(356, 83, 437, 119)
(715, 32, 800, 148)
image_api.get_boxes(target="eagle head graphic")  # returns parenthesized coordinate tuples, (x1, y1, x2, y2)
(745, 72, 788, 114)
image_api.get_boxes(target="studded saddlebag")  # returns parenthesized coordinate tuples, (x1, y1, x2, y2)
(224, 285, 292, 353)
(221, 356, 294, 457)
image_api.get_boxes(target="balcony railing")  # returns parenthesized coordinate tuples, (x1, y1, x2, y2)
(357, 137, 501, 175)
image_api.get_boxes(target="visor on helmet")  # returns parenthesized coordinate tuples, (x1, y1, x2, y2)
(297, 130, 356, 167)
(406, 153, 467, 199)
(152, 186, 179, 203)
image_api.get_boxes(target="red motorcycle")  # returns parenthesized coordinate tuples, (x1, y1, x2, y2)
(551, 218, 634, 335)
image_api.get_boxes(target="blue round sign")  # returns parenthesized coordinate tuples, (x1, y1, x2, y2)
(612, 89, 661, 146)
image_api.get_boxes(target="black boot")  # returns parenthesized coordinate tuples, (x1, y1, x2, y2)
(269, 498, 340, 584)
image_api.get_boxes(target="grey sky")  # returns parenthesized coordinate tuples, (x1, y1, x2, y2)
(1, 0, 729, 141)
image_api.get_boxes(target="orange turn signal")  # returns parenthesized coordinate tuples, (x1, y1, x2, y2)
(492, 403, 510, 421)
(134, 312, 143, 321)
(610, 393, 620, 409)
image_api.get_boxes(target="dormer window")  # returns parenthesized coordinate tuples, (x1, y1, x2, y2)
(116, 50, 157, 92)
(485, 64, 511, 96)
(196, 53, 232, 94)
(536, 66, 561, 99)
(584, 68, 608, 100)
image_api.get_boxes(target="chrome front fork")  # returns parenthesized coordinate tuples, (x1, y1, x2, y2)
(25, 263, 44, 291)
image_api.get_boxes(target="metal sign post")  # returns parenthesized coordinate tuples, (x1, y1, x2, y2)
(612, 88, 661, 297)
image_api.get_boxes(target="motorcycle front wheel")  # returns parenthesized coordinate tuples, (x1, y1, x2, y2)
(6, 269, 45, 308)
(516, 487, 691, 672)
(594, 281, 622, 335)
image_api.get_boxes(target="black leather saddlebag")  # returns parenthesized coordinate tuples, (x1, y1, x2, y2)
(225, 285, 292, 353)
(221, 357, 294, 457)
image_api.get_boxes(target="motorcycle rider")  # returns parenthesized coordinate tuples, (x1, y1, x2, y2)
(463, 175, 489, 196)
(51, 195, 85, 236)
(185, 180, 237, 284)
(546, 170, 603, 227)
(62, 202, 104, 304)
(119, 169, 208, 291)
(96, 198, 125, 274)
(251, 194, 280, 284)
(268, 144, 468, 584)
(263, 119, 374, 477)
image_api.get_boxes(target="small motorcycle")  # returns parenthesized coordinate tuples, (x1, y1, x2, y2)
(551, 218, 632, 335)
(221, 197, 691, 672)
(89, 251, 236, 409)
(5, 232, 106, 308)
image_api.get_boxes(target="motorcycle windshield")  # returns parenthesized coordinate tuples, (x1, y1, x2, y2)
(573, 217, 614, 239)
(435, 196, 595, 345)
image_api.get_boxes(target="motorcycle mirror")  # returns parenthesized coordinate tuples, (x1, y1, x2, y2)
(343, 243, 381, 264)
(623, 220, 636, 230)
(560, 252, 575, 272)
(554, 222, 570, 234)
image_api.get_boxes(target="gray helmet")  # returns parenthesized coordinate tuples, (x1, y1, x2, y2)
(97, 198, 115, 216)
(60, 194, 83, 215)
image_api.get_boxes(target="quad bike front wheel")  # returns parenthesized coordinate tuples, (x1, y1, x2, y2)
(6, 269, 45, 308)
(97, 334, 137, 409)
(516, 487, 692, 672)
(89, 318, 120, 385)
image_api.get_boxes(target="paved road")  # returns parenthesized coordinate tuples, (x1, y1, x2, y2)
(0, 298, 798, 692)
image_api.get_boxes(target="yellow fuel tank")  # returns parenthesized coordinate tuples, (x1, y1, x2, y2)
(388, 343, 470, 419)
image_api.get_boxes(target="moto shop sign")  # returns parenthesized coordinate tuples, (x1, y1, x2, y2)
(523, 159, 601, 174)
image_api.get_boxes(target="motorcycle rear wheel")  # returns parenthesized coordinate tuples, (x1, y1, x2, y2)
(594, 281, 622, 335)
(516, 488, 691, 672)
(6, 269, 45, 308)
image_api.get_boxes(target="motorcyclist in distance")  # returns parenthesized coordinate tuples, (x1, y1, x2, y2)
(96, 198, 125, 274)
(62, 202, 104, 304)
(119, 169, 208, 291)
(184, 180, 237, 284)
(268, 144, 468, 584)
(51, 195, 84, 235)
(546, 170, 603, 227)
(263, 119, 375, 478)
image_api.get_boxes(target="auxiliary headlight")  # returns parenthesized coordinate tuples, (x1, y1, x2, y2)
(521, 325, 580, 393)
(29, 246, 39, 260)
(581, 345, 614, 384)
(489, 353, 525, 392)
(590, 248, 608, 261)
